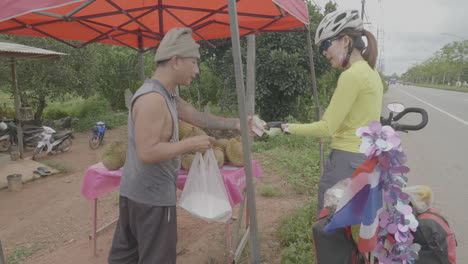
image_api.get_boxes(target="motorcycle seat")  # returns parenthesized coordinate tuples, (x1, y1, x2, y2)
(53, 132, 71, 141)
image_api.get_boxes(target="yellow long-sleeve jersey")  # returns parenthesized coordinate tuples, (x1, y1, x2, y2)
(289, 60, 383, 153)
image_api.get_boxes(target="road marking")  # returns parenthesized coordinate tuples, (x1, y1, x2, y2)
(400, 90, 468, 127)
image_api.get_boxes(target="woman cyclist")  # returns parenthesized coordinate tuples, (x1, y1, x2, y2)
(279, 9, 383, 215)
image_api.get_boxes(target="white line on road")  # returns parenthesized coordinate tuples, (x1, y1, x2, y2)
(400, 90, 468, 127)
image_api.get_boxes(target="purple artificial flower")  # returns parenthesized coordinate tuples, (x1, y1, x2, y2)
(356, 121, 401, 158)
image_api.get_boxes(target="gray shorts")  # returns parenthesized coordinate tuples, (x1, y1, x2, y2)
(108, 196, 177, 264)
(317, 149, 367, 215)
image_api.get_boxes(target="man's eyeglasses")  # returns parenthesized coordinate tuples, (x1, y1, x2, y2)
(319, 36, 344, 53)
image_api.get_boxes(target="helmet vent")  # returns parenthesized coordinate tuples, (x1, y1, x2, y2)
(332, 24, 341, 32)
(334, 12, 347, 23)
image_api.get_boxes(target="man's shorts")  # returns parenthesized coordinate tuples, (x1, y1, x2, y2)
(108, 196, 177, 264)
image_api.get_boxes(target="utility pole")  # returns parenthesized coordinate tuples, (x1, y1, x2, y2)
(361, 0, 365, 19)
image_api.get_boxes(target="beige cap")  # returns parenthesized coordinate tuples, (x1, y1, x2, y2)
(154, 27, 200, 62)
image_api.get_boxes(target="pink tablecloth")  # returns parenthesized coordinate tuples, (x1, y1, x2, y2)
(81, 161, 264, 207)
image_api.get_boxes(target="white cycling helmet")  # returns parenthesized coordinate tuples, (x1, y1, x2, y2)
(315, 9, 363, 45)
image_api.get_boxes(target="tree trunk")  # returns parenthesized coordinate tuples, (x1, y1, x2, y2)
(34, 96, 47, 121)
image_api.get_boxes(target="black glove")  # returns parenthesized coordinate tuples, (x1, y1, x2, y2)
(266, 121, 286, 129)
(266, 121, 290, 134)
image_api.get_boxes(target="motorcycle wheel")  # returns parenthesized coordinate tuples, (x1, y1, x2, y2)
(32, 146, 43, 160)
(0, 139, 11, 152)
(59, 138, 73, 152)
(89, 135, 100, 149)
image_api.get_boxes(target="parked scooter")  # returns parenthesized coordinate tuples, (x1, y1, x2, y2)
(89, 121, 106, 149)
(32, 126, 74, 160)
(0, 122, 17, 151)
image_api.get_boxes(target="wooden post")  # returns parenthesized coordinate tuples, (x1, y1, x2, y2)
(138, 32, 145, 82)
(246, 34, 256, 117)
(246, 34, 256, 144)
(0, 240, 5, 264)
(305, 28, 324, 175)
(11, 58, 24, 159)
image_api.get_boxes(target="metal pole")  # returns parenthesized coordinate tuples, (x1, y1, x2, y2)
(11, 58, 24, 159)
(305, 28, 324, 175)
(227, 0, 261, 262)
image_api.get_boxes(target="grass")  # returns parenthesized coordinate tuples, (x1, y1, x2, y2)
(42, 160, 73, 173)
(258, 186, 281, 197)
(253, 134, 323, 195)
(278, 202, 317, 264)
(7, 243, 43, 264)
(411, 83, 468, 93)
(252, 133, 325, 262)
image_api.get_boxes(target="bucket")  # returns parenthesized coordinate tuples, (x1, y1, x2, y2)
(6, 174, 22, 191)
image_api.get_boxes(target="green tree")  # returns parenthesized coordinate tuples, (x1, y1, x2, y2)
(0, 36, 99, 120)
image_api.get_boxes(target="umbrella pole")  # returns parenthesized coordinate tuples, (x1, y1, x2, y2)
(227, 0, 261, 262)
(11, 58, 24, 159)
(305, 27, 324, 176)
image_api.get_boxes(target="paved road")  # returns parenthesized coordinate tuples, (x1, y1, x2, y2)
(383, 84, 468, 263)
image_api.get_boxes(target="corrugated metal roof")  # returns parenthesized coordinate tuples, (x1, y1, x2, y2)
(0, 41, 67, 60)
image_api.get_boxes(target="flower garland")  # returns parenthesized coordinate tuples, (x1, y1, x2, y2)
(356, 121, 421, 263)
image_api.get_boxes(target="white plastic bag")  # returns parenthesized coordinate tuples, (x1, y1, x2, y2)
(179, 149, 232, 223)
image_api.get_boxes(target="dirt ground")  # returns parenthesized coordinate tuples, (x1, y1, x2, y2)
(0, 126, 309, 264)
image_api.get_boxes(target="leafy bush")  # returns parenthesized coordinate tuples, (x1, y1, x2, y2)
(73, 111, 127, 132)
(43, 96, 127, 132)
(379, 71, 389, 94)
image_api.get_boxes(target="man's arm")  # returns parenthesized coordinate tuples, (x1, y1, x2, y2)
(133, 93, 214, 164)
(177, 97, 239, 130)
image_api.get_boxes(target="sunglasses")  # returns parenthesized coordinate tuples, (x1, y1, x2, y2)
(319, 35, 344, 53)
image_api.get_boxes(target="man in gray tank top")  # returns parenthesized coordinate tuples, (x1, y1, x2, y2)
(108, 28, 248, 264)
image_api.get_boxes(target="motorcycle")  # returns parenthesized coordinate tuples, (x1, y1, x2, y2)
(0, 121, 17, 151)
(32, 126, 74, 160)
(267, 103, 431, 264)
(89, 121, 106, 149)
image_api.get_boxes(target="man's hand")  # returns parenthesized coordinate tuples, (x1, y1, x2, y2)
(235, 116, 257, 137)
(183, 135, 216, 153)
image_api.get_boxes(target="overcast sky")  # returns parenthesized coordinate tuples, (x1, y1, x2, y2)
(311, 0, 468, 75)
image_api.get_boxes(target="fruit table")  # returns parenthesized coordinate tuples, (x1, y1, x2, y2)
(81, 160, 264, 259)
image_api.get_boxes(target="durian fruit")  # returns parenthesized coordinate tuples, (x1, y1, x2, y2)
(181, 153, 196, 170)
(102, 140, 127, 171)
(185, 128, 206, 139)
(213, 147, 225, 168)
(215, 138, 229, 152)
(179, 121, 193, 139)
(179, 120, 205, 139)
(226, 137, 244, 167)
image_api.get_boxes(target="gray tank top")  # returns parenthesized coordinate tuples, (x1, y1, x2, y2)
(120, 78, 180, 206)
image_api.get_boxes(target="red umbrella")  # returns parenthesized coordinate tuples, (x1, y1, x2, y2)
(0, 0, 84, 23)
(0, 0, 308, 51)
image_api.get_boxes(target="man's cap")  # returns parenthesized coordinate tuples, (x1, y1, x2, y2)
(154, 27, 200, 62)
